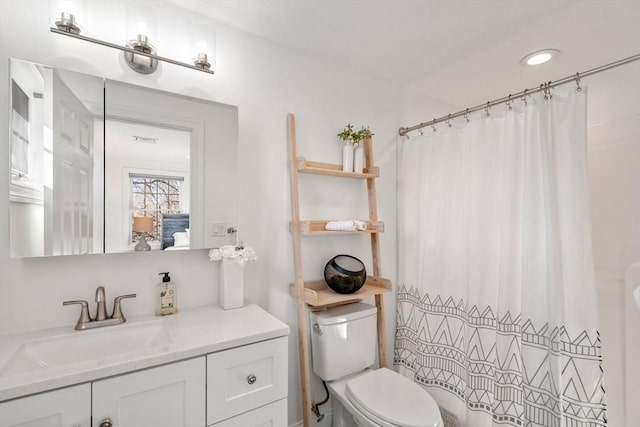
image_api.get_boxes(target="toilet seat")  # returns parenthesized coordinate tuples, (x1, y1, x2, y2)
(344, 368, 442, 427)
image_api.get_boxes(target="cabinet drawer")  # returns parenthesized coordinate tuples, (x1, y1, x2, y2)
(207, 337, 287, 425)
(210, 398, 287, 427)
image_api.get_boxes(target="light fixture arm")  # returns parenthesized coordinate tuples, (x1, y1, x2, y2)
(50, 27, 214, 74)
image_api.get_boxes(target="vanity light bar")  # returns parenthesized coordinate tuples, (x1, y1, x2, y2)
(50, 27, 215, 75)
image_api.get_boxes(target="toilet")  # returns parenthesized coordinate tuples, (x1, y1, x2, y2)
(310, 303, 443, 427)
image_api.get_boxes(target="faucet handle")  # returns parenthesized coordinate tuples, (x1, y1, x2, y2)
(63, 300, 92, 330)
(111, 294, 137, 323)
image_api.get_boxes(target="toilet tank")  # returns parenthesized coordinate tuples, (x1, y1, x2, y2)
(310, 302, 377, 381)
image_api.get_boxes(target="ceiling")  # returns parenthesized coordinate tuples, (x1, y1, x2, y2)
(171, 0, 640, 122)
(106, 120, 190, 164)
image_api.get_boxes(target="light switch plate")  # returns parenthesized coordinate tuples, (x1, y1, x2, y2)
(210, 222, 227, 237)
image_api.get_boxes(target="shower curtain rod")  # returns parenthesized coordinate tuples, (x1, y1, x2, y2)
(398, 51, 640, 136)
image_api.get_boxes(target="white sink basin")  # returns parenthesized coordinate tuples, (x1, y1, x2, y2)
(0, 321, 170, 377)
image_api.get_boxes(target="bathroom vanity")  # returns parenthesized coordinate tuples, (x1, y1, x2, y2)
(0, 304, 289, 427)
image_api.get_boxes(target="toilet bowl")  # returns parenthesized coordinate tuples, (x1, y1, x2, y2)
(309, 303, 443, 427)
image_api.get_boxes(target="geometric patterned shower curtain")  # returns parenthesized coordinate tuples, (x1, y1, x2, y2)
(394, 88, 607, 427)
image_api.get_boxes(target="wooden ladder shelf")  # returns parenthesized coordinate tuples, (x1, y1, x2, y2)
(287, 113, 391, 427)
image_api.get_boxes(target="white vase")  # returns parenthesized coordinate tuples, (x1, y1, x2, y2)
(219, 258, 244, 309)
(342, 145, 354, 172)
(353, 145, 364, 173)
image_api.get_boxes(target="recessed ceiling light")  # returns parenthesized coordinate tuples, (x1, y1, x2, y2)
(520, 49, 560, 66)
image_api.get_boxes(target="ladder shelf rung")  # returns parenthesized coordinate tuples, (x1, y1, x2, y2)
(297, 157, 379, 179)
(291, 220, 384, 235)
(289, 276, 392, 308)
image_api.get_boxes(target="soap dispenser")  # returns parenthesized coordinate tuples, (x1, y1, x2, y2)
(156, 272, 177, 316)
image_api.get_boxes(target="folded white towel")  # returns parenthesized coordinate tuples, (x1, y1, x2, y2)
(353, 220, 367, 230)
(325, 220, 367, 231)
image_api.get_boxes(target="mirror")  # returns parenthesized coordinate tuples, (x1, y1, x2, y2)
(8, 58, 238, 257)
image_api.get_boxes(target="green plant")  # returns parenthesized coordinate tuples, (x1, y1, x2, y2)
(337, 124, 374, 146)
(337, 124, 356, 145)
(357, 127, 374, 141)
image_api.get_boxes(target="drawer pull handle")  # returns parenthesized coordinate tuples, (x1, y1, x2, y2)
(247, 374, 257, 385)
(100, 418, 113, 427)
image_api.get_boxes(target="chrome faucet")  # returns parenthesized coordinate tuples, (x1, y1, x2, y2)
(64, 287, 136, 331)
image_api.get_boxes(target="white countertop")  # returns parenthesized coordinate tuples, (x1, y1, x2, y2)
(0, 304, 289, 402)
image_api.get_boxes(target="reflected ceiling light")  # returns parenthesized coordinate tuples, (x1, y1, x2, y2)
(50, 12, 214, 74)
(520, 49, 560, 66)
(133, 135, 158, 144)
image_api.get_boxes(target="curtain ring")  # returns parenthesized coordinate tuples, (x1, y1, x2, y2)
(575, 72, 582, 92)
(484, 102, 490, 116)
(464, 108, 470, 123)
(541, 83, 552, 100)
(506, 94, 513, 111)
(446, 114, 452, 128)
(521, 89, 528, 106)
(432, 119, 437, 132)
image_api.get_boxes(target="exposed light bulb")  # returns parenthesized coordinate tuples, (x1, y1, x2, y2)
(136, 21, 148, 37)
(197, 40, 208, 55)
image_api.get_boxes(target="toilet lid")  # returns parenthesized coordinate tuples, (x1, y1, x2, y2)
(345, 368, 441, 427)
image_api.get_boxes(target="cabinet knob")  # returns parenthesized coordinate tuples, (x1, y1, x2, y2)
(100, 418, 113, 427)
(247, 374, 257, 385)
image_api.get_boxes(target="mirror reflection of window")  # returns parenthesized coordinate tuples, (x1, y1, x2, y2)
(130, 174, 183, 242)
(10, 80, 30, 180)
(9, 60, 104, 258)
(104, 118, 190, 253)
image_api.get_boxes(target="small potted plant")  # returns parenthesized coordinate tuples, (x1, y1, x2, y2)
(337, 124, 357, 172)
(354, 127, 373, 173)
(337, 124, 356, 145)
(337, 125, 373, 173)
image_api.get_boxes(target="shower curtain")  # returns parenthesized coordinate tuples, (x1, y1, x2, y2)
(395, 88, 607, 427)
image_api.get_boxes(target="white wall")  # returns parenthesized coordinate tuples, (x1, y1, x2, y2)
(588, 119, 640, 427)
(584, 62, 640, 427)
(0, 1, 402, 424)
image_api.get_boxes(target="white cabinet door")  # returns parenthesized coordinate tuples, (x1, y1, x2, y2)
(0, 384, 90, 427)
(207, 337, 287, 425)
(92, 357, 205, 427)
(211, 398, 287, 427)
